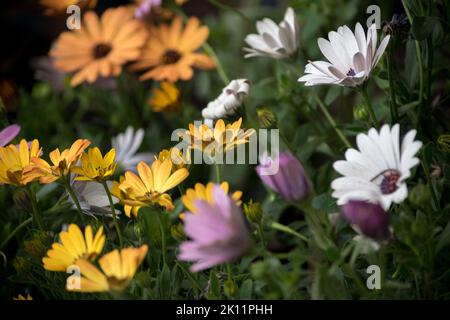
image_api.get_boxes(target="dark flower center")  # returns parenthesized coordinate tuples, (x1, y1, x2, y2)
(93, 43, 112, 59)
(380, 170, 401, 194)
(162, 49, 181, 64)
(346, 68, 356, 77)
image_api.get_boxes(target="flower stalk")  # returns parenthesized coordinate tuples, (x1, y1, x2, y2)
(101, 181, 123, 248)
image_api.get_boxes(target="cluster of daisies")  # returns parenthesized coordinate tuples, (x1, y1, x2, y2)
(3, 1, 426, 298)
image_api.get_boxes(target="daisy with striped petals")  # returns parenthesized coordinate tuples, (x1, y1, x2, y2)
(331, 124, 422, 210)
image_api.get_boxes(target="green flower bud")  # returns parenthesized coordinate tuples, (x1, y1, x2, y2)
(13, 256, 29, 273)
(243, 200, 263, 224)
(24, 231, 49, 259)
(353, 104, 369, 121)
(223, 279, 237, 298)
(171, 223, 185, 241)
(13, 189, 30, 212)
(257, 107, 277, 129)
(408, 183, 431, 207)
(437, 134, 450, 153)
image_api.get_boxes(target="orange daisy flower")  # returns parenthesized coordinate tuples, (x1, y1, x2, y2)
(132, 16, 215, 82)
(51, 7, 147, 86)
(40, 0, 97, 15)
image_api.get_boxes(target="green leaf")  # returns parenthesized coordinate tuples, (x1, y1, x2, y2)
(239, 279, 253, 299)
(436, 221, 450, 253)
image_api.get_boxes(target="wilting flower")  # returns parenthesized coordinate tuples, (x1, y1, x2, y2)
(72, 148, 117, 182)
(256, 152, 311, 202)
(68, 180, 120, 217)
(298, 23, 390, 86)
(112, 127, 153, 172)
(244, 7, 299, 60)
(341, 200, 390, 240)
(382, 13, 409, 36)
(23, 139, 91, 184)
(201, 79, 250, 125)
(180, 118, 255, 159)
(134, 0, 161, 19)
(332, 124, 422, 209)
(69, 245, 148, 292)
(149, 82, 181, 113)
(42, 224, 105, 272)
(178, 185, 250, 272)
(51, 7, 147, 86)
(0, 124, 20, 147)
(156, 147, 189, 172)
(40, 0, 97, 15)
(0, 139, 42, 186)
(132, 17, 215, 82)
(13, 294, 33, 300)
(112, 159, 189, 217)
(182, 182, 242, 214)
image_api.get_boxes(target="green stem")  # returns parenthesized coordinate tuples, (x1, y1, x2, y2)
(101, 181, 123, 248)
(279, 130, 298, 156)
(175, 261, 203, 294)
(257, 223, 266, 248)
(160, 215, 167, 266)
(215, 164, 222, 183)
(64, 178, 86, 225)
(360, 86, 378, 127)
(387, 43, 398, 122)
(25, 187, 44, 230)
(268, 221, 308, 242)
(207, 0, 251, 23)
(202, 42, 230, 85)
(314, 95, 352, 148)
(0, 217, 33, 250)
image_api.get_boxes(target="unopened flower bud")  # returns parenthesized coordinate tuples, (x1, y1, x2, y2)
(353, 104, 369, 121)
(243, 200, 263, 223)
(408, 183, 431, 207)
(13, 189, 30, 212)
(171, 223, 185, 240)
(257, 107, 277, 129)
(223, 279, 237, 298)
(437, 134, 450, 153)
(24, 231, 49, 259)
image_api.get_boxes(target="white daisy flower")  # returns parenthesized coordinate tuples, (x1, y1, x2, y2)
(201, 79, 250, 126)
(298, 23, 390, 86)
(331, 124, 422, 210)
(243, 7, 299, 60)
(112, 126, 153, 172)
(67, 180, 121, 218)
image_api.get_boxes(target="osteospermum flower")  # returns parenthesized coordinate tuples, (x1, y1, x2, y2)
(13, 294, 33, 300)
(244, 7, 299, 60)
(0, 124, 20, 147)
(256, 151, 311, 202)
(42, 224, 105, 272)
(73, 148, 117, 182)
(131, 16, 215, 82)
(0, 139, 42, 186)
(298, 23, 390, 86)
(40, 0, 97, 15)
(149, 82, 181, 113)
(178, 185, 250, 272)
(69, 245, 148, 292)
(68, 180, 120, 217)
(51, 7, 147, 86)
(112, 127, 153, 172)
(112, 159, 189, 217)
(156, 147, 189, 172)
(182, 182, 242, 214)
(201, 79, 250, 125)
(180, 118, 255, 159)
(23, 139, 91, 184)
(331, 124, 422, 210)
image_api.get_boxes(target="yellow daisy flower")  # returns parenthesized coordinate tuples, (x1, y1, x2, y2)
(112, 159, 189, 217)
(156, 147, 189, 172)
(132, 16, 215, 82)
(13, 293, 33, 300)
(22, 139, 91, 184)
(149, 82, 181, 113)
(40, 0, 97, 15)
(42, 224, 105, 272)
(180, 117, 255, 158)
(69, 245, 148, 292)
(51, 7, 147, 86)
(72, 147, 117, 182)
(0, 139, 42, 186)
(182, 182, 242, 215)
